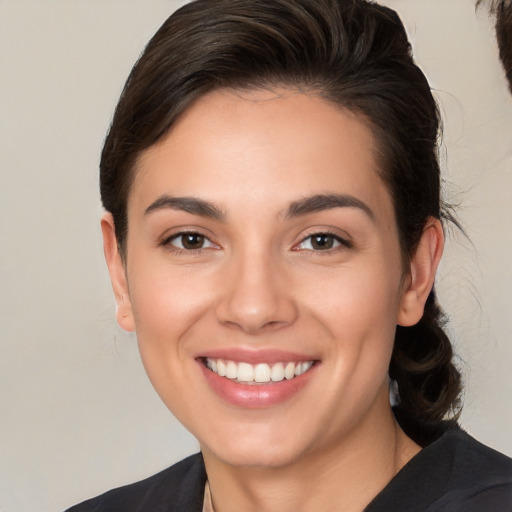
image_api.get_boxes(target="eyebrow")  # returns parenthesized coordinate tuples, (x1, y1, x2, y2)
(144, 195, 225, 221)
(144, 193, 373, 222)
(286, 193, 374, 220)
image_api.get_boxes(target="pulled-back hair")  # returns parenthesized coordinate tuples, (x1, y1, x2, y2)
(478, 0, 512, 93)
(100, 0, 462, 423)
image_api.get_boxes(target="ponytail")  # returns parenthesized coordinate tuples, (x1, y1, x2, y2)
(390, 289, 462, 422)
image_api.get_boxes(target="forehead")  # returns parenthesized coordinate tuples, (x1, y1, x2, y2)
(130, 88, 393, 221)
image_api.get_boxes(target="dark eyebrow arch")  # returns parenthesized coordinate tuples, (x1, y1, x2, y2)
(286, 193, 374, 220)
(144, 195, 225, 221)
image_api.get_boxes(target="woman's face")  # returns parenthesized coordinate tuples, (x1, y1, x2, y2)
(106, 88, 428, 468)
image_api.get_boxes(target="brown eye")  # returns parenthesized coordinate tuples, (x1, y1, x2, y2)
(296, 233, 349, 251)
(166, 232, 215, 250)
(181, 233, 205, 249)
(311, 234, 335, 250)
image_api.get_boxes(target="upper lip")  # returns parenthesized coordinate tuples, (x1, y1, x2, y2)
(195, 348, 318, 365)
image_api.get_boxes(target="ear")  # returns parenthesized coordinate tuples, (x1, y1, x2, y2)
(397, 218, 444, 327)
(101, 212, 135, 332)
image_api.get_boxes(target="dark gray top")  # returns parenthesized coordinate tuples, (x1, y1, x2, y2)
(65, 419, 512, 512)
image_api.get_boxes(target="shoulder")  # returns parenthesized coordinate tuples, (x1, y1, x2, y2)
(64, 453, 206, 512)
(448, 428, 511, 476)
(366, 426, 512, 512)
(429, 428, 512, 511)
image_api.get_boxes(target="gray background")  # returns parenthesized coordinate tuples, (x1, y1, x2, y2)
(1, 1, 511, 511)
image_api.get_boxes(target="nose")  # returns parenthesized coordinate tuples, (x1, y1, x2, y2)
(215, 248, 298, 335)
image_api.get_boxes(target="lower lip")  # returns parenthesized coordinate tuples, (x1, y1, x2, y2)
(198, 361, 317, 409)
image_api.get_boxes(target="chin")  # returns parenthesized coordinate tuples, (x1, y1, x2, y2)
(207, 441, 307, 469)
(197, 419, 320, 470)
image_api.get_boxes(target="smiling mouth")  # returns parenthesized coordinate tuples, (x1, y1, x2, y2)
(204, 358, 315, 384)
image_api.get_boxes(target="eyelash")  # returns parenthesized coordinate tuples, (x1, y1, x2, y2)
(294, 231, 352, 252)
(160, 230, 351, 254)
(160, 231, 218, 253)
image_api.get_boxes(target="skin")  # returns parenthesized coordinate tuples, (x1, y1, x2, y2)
(103, 88, 444, 512)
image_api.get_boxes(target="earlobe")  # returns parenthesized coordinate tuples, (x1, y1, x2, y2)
(397, 218, 444, 327)
(101, 213, 135, 332)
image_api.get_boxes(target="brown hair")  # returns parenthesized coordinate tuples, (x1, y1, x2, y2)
(479, 0, 512, 93)
(100, 0, 462, 423)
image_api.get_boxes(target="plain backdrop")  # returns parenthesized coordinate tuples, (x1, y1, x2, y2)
(1, 1, 511, 511)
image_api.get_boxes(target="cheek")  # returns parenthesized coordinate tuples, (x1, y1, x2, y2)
(128, 255, 214, 333)
(125, 268, 215, 426)
(297, 256, 403, 387)
(303, 259, 403, 334)
(125, 259, 215, 379)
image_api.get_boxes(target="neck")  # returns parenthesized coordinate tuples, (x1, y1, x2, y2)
(202, 395, 421, 512)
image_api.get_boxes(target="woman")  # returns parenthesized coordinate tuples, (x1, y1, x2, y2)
(66, 0, 512, 510)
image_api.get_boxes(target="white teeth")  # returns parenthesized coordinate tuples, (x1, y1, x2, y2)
(270, 362, 285, 382)
(205, 358, 314, 383)
(237, 363, 254, 382)
(284, 362, 295, 380)
(226, 361, 238, 379)
(254, 363, 271, 383)
(217, 360, 226, 377)
(302, 361, 312, 373)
